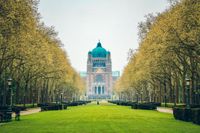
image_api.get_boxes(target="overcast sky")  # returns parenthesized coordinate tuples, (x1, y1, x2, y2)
(38, 0, 170, 73)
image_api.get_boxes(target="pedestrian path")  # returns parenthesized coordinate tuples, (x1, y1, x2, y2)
(12, 107, 41, 117)
(157, 107, 173, 114)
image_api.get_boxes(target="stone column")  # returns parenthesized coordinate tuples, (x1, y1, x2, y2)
(100, 86, 102, 95)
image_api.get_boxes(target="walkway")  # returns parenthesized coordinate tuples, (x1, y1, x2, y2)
(12, 107, 41, 117)
(157, 107, 173, 114)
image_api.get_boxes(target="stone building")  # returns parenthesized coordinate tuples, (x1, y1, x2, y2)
(85, 41, 119, 99)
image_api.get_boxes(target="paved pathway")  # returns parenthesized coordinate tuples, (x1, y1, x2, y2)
(157, 107, 173, 114)
(0, 108, 41, 126)
(12, 107, 41, 117)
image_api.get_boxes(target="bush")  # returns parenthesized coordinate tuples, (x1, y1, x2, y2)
(42, 101, 91, 109)
(108, 101, 160, 110)
(39, 103, 66, 111)
(161, 103, 185, 108)
(191, 108, 200, 125)
(66, 101, 91, 106)
(41, 104, 63, 111)
(108, 100, 137, 106)
(173, 108, 191, 122)
(132, 103, 157, 110)
(173, 107, 200, 125)
(151, 102, 161, 107)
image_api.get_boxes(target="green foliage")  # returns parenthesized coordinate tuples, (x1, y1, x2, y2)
(0, 0, 85, 105)
(115, 0, 200, 104)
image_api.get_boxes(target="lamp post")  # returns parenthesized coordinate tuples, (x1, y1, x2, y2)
(164, 78, 167, 107)
(136, 92, 139, 103)
(60, 92, 64, 110)
(60, 92, 63, 103)
(7, 77, 13, 107)
(141, 90, 143, 103)
(56, 91, 58, 104)
(185, 77, 190, 109)
(5, 77, 13, 122)
(173, 94, 176, 107)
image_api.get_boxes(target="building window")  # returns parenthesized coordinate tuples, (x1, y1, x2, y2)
(93, 62, 106, 67)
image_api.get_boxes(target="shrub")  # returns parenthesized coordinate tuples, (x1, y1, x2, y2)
(191, 108, 200, 125)
(109, 101, 159, 110)
(173, 107, 200, 124)
(132, 103, 157, 110)
(173, 108, 191, 122)
(39, 103, 65, 111)
(108, 101, 137, 106)
(41, 104, 63, 111)
(151, 102, 161, 107)
(62, 101, 91, 107)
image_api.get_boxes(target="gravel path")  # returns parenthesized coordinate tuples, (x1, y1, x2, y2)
(157, 107, 173, 114)
(12, 107, 41, 117)
(0, 108, 41, 126)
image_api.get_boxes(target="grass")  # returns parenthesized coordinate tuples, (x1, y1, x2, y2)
(0, 101, 200, 133)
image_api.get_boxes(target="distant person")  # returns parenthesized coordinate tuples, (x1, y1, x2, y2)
(14, 108, 20, 121)
(97, 101, 99, 105)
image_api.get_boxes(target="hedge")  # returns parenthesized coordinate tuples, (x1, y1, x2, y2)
(173, 107, 200, 125)
(39, 101, 91, 111)
(108, 101, 160, 110)
(191, 108, 200, 125)
(40, 104, 65, 111)
(132, 103, 157, 110)
(108, 100, 137, 106)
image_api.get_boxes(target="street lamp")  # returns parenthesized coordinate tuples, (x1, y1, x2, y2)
(60, 92, 64, 110)
(136, 92, 139, 103)
(173, 94, 176, 107)
(5, 77, 13, 122)
(7, 77, 13, 107)
(185, 77, 190, 109)
(60, 92, 63, 103)
(55, 90, 58, 104)
(141, 90, 143, 103)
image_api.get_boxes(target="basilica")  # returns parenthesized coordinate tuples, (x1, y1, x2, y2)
(85, 41, 119, 99)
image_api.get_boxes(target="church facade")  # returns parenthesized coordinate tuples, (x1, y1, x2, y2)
(86, 41, 119, 99)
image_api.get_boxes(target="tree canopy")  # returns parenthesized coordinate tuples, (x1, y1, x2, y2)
(114, 0, 200, 104)
(0, 0, 85, 106)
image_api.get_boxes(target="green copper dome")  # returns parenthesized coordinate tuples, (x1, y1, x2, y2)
(91, 42, 107, 58)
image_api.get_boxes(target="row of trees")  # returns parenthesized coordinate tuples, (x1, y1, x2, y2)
(114, 0, 200, 105)
(0, 0, 85, 106)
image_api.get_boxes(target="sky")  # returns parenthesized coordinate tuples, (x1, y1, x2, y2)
(38, 0, 170, 73)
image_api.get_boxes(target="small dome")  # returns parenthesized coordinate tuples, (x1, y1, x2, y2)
(88, 51, 92, 54)
(91, 42, 107, 58)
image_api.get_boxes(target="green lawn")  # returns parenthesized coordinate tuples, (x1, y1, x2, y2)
(0, 102, 200, 133)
